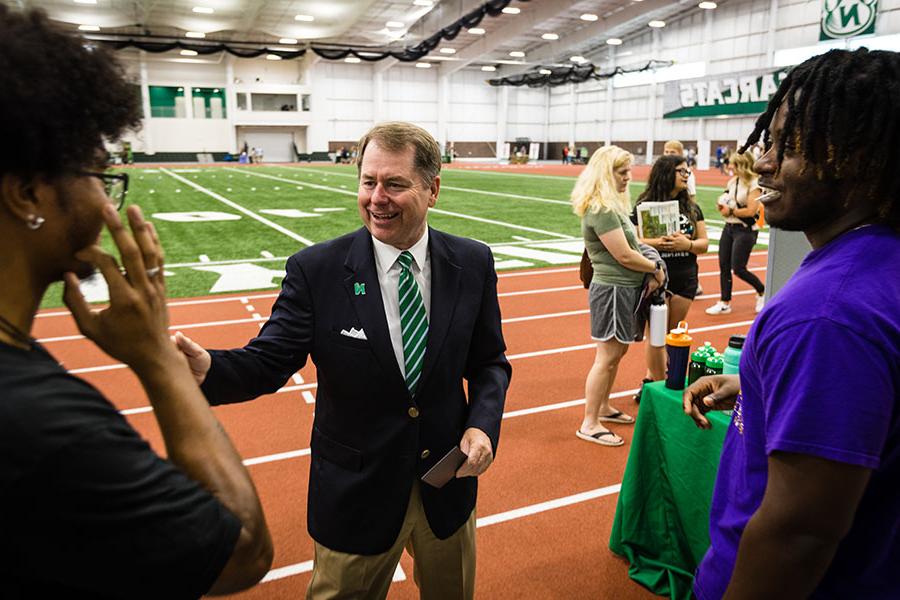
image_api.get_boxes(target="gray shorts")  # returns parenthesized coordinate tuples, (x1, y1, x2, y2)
(589, 282, 642, 344)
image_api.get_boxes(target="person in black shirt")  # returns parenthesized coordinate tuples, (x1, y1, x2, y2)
(0, 6, 272, 598)
(633, 155, 709, 399)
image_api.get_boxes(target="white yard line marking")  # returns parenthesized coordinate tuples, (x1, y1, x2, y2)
(236, 168, 572, 239)
(302, 391, 316, 404)
(281, 165, 573, 206)
(161, 168, 314, 246)
(492, 246, 580, 264)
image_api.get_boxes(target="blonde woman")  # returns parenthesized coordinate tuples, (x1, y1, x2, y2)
(574, 146, 665, 447)
(706, 151, 766, 314)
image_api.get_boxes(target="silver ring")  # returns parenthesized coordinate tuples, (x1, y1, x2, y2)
(146, 266, 161, 277)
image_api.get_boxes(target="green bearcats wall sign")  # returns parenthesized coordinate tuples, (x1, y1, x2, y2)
(820, 0, 878, 40)
(663, 69, 789, 119)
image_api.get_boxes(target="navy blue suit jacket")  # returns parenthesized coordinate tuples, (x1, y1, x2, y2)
(201, 226, 511, 554)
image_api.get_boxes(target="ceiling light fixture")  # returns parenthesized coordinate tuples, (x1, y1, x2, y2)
(416, 62, 432, 68)
(570, 55, 587, 63)
(502, 7, 520, 14)
(698, 1, 717, 8)
(266, 54, 282, 60)
(541, 33, 559, 40)
(648, 20, 666, 28)
(185, 31, 206, 38)
(468, 27, 485, 34)
(581, 14, 599, 21)
(295, 14, 315, 22)
(78, 24, 100, 31)
(539, 69, 552, 75)
(413, 0, 434, 5)
(606, 38, 623, 45)
(192, 7, 214, 14)
(344, 56, 361, 63)
(74, 0, 97, 4)
(386, 21, 404, 28)
(509, 51, 525, 57)
(439, 47, 456, 54)
(481, 65, 496, 71)
(213, 89, 219, 93)
(180, 49, 198, 56)
(279, 38, 298, 44)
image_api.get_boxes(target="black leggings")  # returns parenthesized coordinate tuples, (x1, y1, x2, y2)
(719, 223, 765, 301)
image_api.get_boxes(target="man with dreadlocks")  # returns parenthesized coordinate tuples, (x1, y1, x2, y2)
(682, 48, 900, 598)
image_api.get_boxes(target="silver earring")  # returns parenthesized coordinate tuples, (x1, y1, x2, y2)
(26, 215, 45, 230)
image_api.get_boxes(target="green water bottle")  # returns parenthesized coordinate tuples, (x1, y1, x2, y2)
(722, 335, 745, 375)
(705, 354, 724, 377)
(688, 349, 708, 385)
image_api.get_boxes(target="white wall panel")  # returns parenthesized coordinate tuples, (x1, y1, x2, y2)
(147, 119, 232, 152)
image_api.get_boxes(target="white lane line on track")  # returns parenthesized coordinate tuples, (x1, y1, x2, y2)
(35, 253, 768, 320)
(37, 286, 752, 345)
(506, 320, 755, 361)
(260, 482, 623, 583)
(233, 168, 572, 239)
(161, 168, 314, 246)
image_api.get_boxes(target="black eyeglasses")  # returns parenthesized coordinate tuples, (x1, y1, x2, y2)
(675, 168, 692, 176)
(77, 171, 129, 210)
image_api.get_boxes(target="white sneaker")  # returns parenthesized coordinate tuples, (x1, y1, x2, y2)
(755, 294, 765, 313)
(705, 301, 732, 315)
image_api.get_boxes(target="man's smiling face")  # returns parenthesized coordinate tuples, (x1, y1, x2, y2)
(357, 140, 438, 250)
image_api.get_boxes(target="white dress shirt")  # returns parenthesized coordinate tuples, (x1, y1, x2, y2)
(371, 229, 432, 378)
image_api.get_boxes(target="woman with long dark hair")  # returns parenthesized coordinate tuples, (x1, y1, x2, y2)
(633, 155, 709, 399)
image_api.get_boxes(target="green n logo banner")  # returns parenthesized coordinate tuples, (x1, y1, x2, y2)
(821, 0, 878, 40)
(354, 282, 366, 296)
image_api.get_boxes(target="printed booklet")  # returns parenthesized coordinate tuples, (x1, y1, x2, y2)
(636, 200, 680, 238)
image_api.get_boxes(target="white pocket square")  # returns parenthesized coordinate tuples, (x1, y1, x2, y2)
(340, 327, 367, 340)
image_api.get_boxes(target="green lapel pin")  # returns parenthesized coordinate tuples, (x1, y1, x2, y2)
(354, 282, 366, 296)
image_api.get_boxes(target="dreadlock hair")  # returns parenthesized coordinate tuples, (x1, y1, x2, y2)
(636, 154, 696, 231)
(0, 6, 141, 181)
(741, 48, 900, 229)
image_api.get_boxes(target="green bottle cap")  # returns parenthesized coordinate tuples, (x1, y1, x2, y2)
(691, 349, 707, 362)
(706, 355, 724, 368)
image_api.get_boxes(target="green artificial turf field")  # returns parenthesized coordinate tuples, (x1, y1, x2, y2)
(41, 164, 766, 307)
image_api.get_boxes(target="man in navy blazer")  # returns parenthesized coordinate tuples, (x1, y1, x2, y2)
(175, 122, 511, 599)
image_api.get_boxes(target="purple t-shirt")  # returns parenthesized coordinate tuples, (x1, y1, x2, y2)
(695, 225, 900, 599)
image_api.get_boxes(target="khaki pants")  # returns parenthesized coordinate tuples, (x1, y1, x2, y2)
(306, 483, 476, 600)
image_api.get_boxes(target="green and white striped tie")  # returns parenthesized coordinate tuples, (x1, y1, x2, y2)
(398, 251, 428, 395)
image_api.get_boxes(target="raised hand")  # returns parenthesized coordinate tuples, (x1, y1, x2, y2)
(63, 205, 173, 374)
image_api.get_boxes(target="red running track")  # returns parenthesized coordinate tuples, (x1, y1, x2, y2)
(31, 251, 768, 598)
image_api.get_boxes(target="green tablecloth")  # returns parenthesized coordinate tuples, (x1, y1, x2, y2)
(609, 381, 731, 600)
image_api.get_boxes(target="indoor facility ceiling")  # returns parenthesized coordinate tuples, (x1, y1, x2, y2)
(19, 0, 722, 74)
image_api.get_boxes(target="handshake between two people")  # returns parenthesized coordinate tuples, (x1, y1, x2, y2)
(171, 329, 494, 479)
(682, 374, 741, 430)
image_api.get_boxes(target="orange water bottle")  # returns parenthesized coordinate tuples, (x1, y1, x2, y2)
(665, 321, 693, 390)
